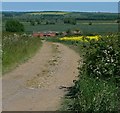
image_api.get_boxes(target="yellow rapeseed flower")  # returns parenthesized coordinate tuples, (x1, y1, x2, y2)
(60, 35, 100, 42)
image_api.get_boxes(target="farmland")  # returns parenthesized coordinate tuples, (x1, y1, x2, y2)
(25, 22, 118, 34)
(2, 11, 120, 112)
(2, 21, 118, 35)
(28, 11, 68, 15)
(2, 11, 118, 35)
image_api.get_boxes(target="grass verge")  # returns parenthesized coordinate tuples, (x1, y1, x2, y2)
(2, 32, 42, 74)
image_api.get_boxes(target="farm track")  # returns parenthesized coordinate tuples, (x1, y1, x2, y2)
(2, 41, 80, 111)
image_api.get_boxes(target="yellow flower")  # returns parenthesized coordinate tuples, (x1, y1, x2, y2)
(60, 35, 100, 42)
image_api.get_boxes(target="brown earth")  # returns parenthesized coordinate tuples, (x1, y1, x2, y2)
(2, 41, 80, 111)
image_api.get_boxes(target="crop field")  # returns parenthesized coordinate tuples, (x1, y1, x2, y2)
(2, 11, 118, 35)
(28, 12, 68, 15)
(60, 35, 100, 41)
(21, 22, 118, 35)
(2, 22, 118, 35)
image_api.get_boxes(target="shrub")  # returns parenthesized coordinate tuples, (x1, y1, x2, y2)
(64, 18, 76, 25)
(5, 19, 24, 32)
(30, 20, 35, 26)
(83, 35, 120, 82)
(89, 22, 92, 25)
(69, 76, 119, 112)
(61, 34, 120, 112)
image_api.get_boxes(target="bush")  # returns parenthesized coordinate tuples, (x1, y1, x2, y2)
(5, 19, 24, 32)
(61, 34, 120, 112)
(69, 76, 119, 112)
(83, 35, 120, 82)
(89, 22, 92, 25)
(30, 20, 35, 26)
(37, 20, 41, 25)
(64, 18, 76, 25)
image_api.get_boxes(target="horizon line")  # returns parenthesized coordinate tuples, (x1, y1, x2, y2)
(1, 10, 118, 13)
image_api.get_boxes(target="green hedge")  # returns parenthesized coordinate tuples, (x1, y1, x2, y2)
(61, 34, 120, 112)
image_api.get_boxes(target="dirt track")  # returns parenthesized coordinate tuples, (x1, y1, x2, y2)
(2, 41, 80, 111)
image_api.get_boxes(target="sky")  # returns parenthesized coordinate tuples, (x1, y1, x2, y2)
(1, 0, 119, 2)
(2, 2, 118, 13)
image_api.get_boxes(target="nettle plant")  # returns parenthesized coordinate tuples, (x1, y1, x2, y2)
(82, 35, 120, 83)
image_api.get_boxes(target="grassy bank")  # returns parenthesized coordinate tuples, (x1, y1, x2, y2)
(2, 32, 42, 74)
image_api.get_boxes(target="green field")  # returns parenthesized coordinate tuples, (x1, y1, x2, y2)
(28, 12, 68, 15)
(2, 22, 118, 35)
(2, 11, 118, 35)
(25, 23, 118, 35)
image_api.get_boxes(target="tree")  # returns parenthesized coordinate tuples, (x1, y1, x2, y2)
(89, 22, 92, 25)
(64, 18, 70, 24)
(64, 18, 76, 25)
(30, 20, 35, 26)
(36, 19, 41, 25)
(37, 21, 41, 25)
(115, 20, 120, 23)
(46, 21, 49, 25)
(66, 29, 73, 36)
(70, 18, 76, 25)
(74, 29, 82, 35)
(5, 19, 24, 32)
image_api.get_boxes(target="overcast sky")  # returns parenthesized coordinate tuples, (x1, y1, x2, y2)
(2, 2, 118, 13)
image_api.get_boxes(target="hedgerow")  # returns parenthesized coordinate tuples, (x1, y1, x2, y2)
(61, 34, 120, 112)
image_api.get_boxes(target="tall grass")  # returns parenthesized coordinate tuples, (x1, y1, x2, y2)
(2, 32, 42, 74)
(61, 76, 119, 112)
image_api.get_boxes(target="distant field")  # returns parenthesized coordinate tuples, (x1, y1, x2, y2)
(77, 20, 116, 23)
(2, 21, 118, 35)
(2, 11, 118, 35)
(23, 22, 118, 35)
(28, 12, 68, 15)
